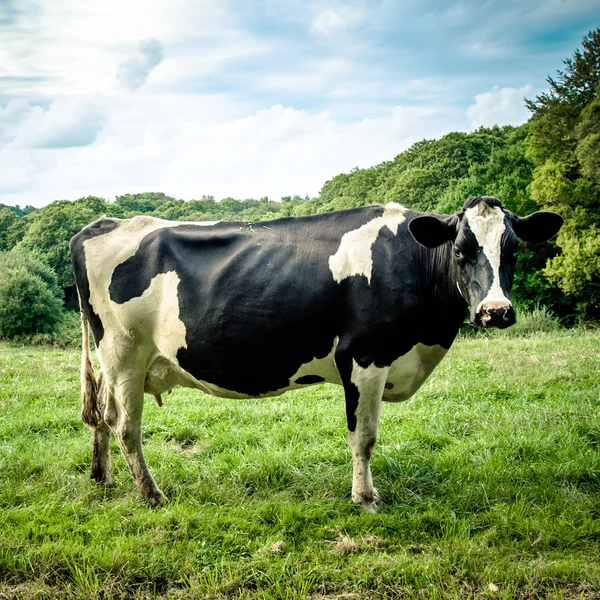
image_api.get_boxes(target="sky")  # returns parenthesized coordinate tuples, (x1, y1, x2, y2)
(0, 0, 598, 208)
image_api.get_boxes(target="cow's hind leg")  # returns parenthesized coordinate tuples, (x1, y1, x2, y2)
(104, 366, 165, 506)
(90, 420, 114, 485)
(89, 373, 113, 484)
(338, 355, 388, 512)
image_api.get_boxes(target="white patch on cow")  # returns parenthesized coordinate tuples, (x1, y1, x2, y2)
(383, 343, 447, 402)
(290, 337, 341, 386)
(82, 216, 218, 377)
(328, 203, 407, 284)
(350, 360, 388, 412)
(464, 204, 511, 311)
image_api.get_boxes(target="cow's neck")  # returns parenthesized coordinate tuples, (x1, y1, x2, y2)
(415, 242, 468, 342)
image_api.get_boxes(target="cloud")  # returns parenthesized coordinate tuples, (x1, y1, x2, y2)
(0, 99, 456, 206)
(6, 97, 107, 149)
(0, 98, 31, 133)
(0, 0, 37, 26)
(0, 147, 35, 194)
(467, 85, 533, 128)
(310, 3, 367, 35)
(116, 38, 164, 90)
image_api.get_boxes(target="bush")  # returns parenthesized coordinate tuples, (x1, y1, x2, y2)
(0, 250, 63, 339)
(25, 309, 82, 347)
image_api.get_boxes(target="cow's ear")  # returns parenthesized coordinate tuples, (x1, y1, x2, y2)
(409, 215, 457, 248)
(511, 211, 564, 243)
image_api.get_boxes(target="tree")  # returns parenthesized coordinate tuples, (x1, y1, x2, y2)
(526, 28, 600, 320)
(0, 208, 19, 251)
(0, 250, 63, 339)
(18, 196, 112, 294)
(115, 192, 175, 215)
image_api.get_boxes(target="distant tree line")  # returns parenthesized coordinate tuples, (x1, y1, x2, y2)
(0, 29, 598, 340)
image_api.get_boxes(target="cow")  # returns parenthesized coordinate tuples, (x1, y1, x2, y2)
(70, 196, 563, 510)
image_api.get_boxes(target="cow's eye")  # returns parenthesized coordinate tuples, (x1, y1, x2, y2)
(454, 249, 464, 260)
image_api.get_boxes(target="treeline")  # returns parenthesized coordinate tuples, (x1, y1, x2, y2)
(0, 29, 598, 341)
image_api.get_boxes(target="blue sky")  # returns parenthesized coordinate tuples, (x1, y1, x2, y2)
(0, 0, 598, 207)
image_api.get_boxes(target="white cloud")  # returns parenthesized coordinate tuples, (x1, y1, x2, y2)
(0, 98, 32, 138)
(467, 85, 532, 128)
(9, 97, 108, 149)
(0, 149, 35, 194)
(310, 4, 367, 35)
(0, 0, 232, 96)
(116, 38, 164, 90)
(0, 100, 453, 205)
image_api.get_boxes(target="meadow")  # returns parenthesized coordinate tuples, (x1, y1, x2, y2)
(0, 330, 599, 599)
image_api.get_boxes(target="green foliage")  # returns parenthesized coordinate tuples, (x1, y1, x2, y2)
(11, 309, 82, 348)
(0, 203, 37, 217)
(18, 196, 112, 290)
(0, 250, 63, 339)
(0, 207, 19, 251)
(149, 194, 308, 222)
(115, 191, 175, 215)
(309, 127, 513, 215)
(526, 28, 600, 320)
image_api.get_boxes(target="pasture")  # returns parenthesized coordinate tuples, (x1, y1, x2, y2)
(0, 331, 599, 599)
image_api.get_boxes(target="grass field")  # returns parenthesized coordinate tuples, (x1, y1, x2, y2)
(0, 331, 599, 599)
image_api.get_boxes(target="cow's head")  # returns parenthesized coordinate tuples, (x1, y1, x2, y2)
(408, 196, 563, 329)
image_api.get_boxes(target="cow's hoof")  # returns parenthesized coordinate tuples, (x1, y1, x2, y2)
(353, 489, 384, 512)
(145, 490, 167, 507)
(361, 498, 384, 513)
(90, 470, 115, 486)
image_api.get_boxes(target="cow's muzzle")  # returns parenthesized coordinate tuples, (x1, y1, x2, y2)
(476, 302, 516, 329)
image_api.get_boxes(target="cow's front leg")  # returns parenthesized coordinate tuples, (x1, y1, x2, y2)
(338, 356, 388, 512)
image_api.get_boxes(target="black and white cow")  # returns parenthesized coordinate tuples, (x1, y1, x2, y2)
(70, 196, 562, 509)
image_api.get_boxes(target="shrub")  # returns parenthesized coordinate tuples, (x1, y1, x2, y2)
(0, 250, 63, 339)
(26, 309, 82, 347)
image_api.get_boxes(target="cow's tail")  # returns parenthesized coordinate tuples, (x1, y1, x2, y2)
(80, 312, 101, 428)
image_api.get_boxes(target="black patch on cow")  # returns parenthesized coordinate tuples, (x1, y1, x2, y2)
(462, 196, 504, 211)
(295, 375, 325, 385)
(334, 349, 360, 432)
(70, 218, 119, 345)
(109, 208, 385, 396)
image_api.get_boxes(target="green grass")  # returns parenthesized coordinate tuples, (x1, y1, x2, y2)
(0, 331, 599, 599)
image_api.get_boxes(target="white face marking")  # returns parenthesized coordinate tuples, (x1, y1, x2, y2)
(464, 205, 511, 312)
(329, 203, 406, 284)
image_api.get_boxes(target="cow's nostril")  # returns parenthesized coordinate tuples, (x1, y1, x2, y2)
(479, 304, 514, 327)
